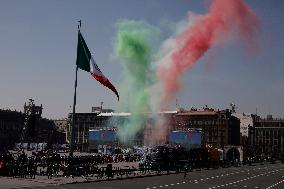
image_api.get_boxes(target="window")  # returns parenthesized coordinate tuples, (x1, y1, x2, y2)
(274, 130, 277, 137)
(274, 140, 278, 145)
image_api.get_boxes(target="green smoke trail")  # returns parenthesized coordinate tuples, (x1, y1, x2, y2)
(114, 20, 159, 143)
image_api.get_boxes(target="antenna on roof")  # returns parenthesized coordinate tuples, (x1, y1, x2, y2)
(100, 101, 103, 112)
(230, 103, 236, 113)
(176, 98, 179, 109)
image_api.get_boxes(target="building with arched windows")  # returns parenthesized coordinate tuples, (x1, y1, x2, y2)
(249, 115, 284, 159)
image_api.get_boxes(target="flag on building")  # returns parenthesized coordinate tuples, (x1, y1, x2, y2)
(76, 31, 119, 100)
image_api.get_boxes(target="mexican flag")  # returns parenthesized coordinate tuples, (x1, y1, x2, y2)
(76, 31, 119, 100)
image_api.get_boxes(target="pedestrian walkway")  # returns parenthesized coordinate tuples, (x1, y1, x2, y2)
(0, 162, 140, 189)
(0, 175, 87, 189)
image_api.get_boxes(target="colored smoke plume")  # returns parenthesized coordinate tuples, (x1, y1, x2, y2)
(157, 0, 259, 110)
(111, 0, 259, 145)
(113, 20, 158, 143)
(153, 0, 259, 143)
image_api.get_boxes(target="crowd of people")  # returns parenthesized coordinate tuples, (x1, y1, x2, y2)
(1, 145, 263, 179)
(0, 150, 142, 178)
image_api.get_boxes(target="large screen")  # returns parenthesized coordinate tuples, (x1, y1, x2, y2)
(169, 131, 201, 148)
(89, 130, 117, 142)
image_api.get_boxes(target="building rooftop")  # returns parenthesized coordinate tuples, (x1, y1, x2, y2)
(97, 110, 178, 117)
(97, 112, 131, 117)
(176, 111, 217, 116)
(158, 110, 178, 114)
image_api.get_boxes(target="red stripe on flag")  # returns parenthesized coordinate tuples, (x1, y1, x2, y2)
(91, 73, 119, 101)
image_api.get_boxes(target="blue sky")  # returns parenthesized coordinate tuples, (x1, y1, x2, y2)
(0, 0, 283, 119)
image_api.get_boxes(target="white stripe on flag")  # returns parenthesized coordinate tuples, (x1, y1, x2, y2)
(90, 56, 103, 77)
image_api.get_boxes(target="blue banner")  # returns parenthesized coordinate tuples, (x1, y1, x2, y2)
(89, 130, 117, 142)
(169, 131, 201, 148)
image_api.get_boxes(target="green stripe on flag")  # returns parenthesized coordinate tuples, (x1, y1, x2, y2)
(76, 31, 91, 72)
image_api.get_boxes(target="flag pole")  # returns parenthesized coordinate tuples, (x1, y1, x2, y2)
(69, 20, 81, 156)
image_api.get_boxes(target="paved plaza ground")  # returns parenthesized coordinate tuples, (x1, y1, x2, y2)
(1, 162, 284, 189)
(0, 161, 139, 189)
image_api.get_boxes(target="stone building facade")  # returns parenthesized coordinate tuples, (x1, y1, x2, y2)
(68, 108, 241, 152)
(38, 118, 65, 145)
(233, 113, 253, 137)
(67, 112, 126, 152)
(67, 111, 177, 151)
(232, 113, 253, 158)
(53, 119, 68, 143)
(67, 113, 93, 151)
(0, 109, 24, 150)
(174, 108, 240, 148)
(1, 101, 65, 151)
(249, 115, 284, 158)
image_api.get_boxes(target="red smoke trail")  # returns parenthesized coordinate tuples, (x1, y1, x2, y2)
(157, 0, 259, 110)
(153, 0, 259, 144)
